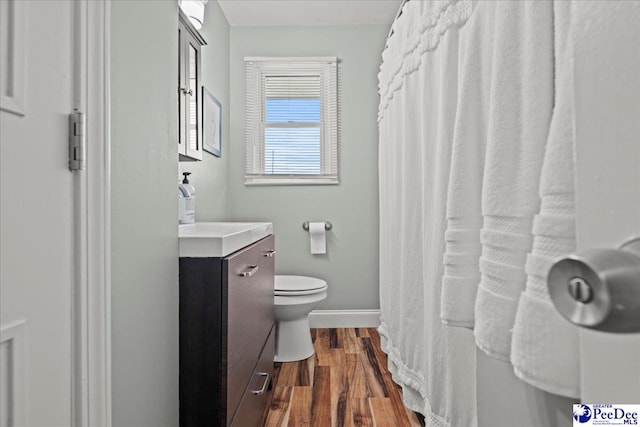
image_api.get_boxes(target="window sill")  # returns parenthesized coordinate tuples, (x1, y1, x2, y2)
(244, 177, 339, 186)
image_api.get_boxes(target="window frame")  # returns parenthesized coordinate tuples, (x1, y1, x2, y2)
(244, 57, 339, 186)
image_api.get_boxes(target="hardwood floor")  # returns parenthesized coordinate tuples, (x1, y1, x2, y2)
(261, 328, 425, 427)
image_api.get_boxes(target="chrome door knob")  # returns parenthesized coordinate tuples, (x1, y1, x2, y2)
(548, 237, 640, 333)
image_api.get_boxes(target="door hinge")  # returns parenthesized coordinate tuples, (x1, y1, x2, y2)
(69, 109, 85, 171)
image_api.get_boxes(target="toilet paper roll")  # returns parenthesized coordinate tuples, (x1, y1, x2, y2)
(309, 222, 326, 254)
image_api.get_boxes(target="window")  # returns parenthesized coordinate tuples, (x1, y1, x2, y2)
(245, 57, 339, 185)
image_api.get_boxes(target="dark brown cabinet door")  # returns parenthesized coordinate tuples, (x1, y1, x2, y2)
(224, 235, 275, 424)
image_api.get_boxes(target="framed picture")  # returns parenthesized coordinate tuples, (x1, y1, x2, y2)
(202, 87, 222, 157)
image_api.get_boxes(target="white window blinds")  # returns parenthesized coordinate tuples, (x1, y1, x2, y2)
(245, 57, 339, 185)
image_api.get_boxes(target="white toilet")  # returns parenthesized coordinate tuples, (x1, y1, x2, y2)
(273, 275, 328, 362)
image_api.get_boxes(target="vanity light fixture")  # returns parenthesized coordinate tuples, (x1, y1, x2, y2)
(179, 0, 208, 29)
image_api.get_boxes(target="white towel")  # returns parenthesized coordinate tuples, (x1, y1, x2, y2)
(441, 0, 496, 329)
(474, 0, 554, 361)
(510, 0, 580, 398)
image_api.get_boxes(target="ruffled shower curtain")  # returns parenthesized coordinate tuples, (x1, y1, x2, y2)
(379, 1, 580, 425)
(378, 2, 476, 426)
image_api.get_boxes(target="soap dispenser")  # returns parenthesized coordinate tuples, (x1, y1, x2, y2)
(179, 172, 195, 224)
(178, 189, 185, 223)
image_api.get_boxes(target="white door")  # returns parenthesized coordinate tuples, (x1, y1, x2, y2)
(572, 1, 640, 403)
(1, 1, 76, 425)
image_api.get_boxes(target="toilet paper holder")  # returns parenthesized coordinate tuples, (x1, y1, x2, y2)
(547, 236, 640, 333)
(302, 221, 332, 231)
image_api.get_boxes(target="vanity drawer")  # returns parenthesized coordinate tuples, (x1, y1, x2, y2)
(230, 325, 275, 426)
(224, 234, 275, 425)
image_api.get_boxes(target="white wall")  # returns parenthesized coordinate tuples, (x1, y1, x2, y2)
(110, 1, 180, 425)
(111, 2, 232, 425)
(228, 25, 387, 310)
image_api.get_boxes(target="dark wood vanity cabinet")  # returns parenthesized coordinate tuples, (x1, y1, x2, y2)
(179, 235, 275, 426)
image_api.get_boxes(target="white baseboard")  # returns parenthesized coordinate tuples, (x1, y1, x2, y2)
(308, 309, 381, 328)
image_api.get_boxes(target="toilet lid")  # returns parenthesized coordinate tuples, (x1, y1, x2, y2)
(275, 275, 327, 292)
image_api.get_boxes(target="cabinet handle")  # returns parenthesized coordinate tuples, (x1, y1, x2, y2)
(251, 372, 270, 395)
(240, 265, 259, 277)
(264, 250, 277, 258)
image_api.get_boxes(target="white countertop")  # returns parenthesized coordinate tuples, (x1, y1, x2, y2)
(178, 222, 273, 257)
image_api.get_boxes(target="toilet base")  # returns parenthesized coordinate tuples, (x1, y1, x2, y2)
(274, 317, 315, 362)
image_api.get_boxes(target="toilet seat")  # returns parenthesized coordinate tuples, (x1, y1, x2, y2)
(275, 275, 327, 296)
(275, 286, 328, 297)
